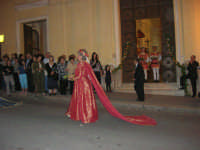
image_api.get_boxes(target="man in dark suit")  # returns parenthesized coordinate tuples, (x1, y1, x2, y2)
(134, 58, 145, 101)
(187, 55, 199, 97)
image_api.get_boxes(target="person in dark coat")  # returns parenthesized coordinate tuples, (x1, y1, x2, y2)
(134, 58, 145, 101)
(187, 55, 199, 97)
(105, 65, 112, 92)
(46, 56, 58, 95)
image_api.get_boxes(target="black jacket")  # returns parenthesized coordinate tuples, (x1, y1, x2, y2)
(187, 61, 199, 80)
(46, 63, 57, 78)
(134, 63, 145, 86)
(3, 65, 14, 76)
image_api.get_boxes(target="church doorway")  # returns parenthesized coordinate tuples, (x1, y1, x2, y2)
(23, 20, 47, 55)
(120, 0, 176, 83)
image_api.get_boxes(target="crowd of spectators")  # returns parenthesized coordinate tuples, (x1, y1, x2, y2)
(0, 50, 112, 97)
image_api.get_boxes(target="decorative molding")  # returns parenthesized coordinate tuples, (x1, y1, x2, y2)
(15, 0, 48, 11)
(48, 0, 72, 6)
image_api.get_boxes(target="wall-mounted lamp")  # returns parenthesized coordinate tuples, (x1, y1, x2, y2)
(0, 34, 5, 43)
(0, 34, 5, 58)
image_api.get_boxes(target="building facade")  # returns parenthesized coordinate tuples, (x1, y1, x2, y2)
(0, 0, 200, 85)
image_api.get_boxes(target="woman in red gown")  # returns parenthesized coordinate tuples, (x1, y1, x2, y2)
(66, 49, 156, 126)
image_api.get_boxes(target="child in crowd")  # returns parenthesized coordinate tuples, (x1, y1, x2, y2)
(18, 59, 28, 96)
(105, 65, 112, 92)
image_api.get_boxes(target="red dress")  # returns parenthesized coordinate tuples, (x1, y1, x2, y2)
(66, 62, 157, 126)
(66, 62, 98, 123)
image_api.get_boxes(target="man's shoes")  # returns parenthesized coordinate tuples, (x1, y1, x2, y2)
(136, 99, 144, 102)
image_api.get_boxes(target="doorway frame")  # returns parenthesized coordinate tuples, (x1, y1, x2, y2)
(16, 16, 49, 55)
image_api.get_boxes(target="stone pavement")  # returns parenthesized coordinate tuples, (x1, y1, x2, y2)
(0, 90, 200, 114)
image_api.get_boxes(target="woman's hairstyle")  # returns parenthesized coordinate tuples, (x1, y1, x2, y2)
(19, 54, 24, 59)
(49, 55, 54, 61)
(58, 56, 65, 63)
(91, 52, 99, 63)
(19, 59, 25, 66)
(105, 65, 110, 71)
(37, 54, 43, 62)
(13, 53, 18, 59)
(69, 54, 75, 61)
(78, 49, 88, 61)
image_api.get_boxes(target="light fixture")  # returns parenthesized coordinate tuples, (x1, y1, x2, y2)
(0, 34, 5, 43)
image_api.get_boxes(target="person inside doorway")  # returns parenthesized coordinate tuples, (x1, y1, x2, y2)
(187, 55, 199, 97)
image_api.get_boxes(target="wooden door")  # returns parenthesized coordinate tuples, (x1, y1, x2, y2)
(120, 0, 176, 83)
(24, 24, 33, 55)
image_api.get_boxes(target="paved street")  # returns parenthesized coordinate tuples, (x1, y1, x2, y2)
(0, 93, 200, 150)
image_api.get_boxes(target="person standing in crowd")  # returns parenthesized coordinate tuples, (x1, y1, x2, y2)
(43, 52, 50, 64)
(90, 52, 103, 84)
(37, 55, 45, 94)
(2, 54, 9, 66)
(62, 54, 68, 64)
(105, 65, 112, 92)
(19, 54, 25, 62)
(134, 58, 145, 101)
(3, 60, 15, 96)
(32, 55, 38, 94)
(11, 53, 17, 65)
(25, 53, 34, 92)
(67, 55, 77, 95)
(18, 59, 28, 96)
(43, 52, 51, 93)
(187, 55, 199, 97)
(46, 56, 58, 96)
(57, 56, 68, 95)
(0, 59, 3, 90)
(13, 58, 21, 91)
(32, 55, 45, 95)
(1, 55, 9, 90)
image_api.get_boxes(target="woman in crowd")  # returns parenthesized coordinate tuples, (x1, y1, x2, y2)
(18, 59, 28, 95)
(31, 55, 37, 93)
(67, 55, 77, 95)
(57, 56, 68, 95)
(11, 53, 17, 65)
(32, 55, 45, 95)
(18, 54, 25, 62)
(13, 58, 21, 91)
(90, 52, 103, 84)
(46, 56, 58, 95)
(37, 55, 45, 94)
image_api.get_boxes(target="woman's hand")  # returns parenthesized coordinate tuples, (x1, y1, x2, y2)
(51, 71, 54, 75)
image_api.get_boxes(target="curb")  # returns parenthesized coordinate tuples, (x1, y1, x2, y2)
(2, 93, 200, 115)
